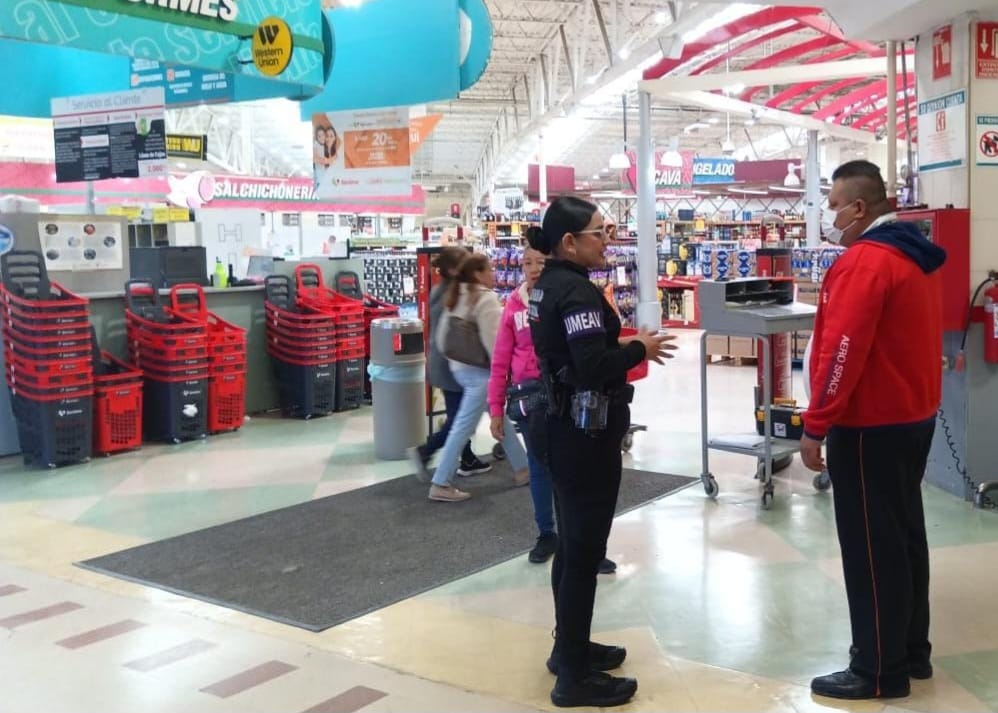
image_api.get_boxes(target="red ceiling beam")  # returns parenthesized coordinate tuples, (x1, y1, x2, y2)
(813, 79, 886, 121)
(643, 6, 824, 80)
(788, 77, 868, 114)
(855, 98, 918, 130)
(796, 14, 881, 55)
(690, 21, 813, 76)
(748, 47, 863, 104)
(830, 74, 915, 124)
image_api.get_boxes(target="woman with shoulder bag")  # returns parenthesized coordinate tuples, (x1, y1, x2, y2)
(487, 246, 618, 573)
(409, 248, 489, 481)
(430, 254, 529, 502)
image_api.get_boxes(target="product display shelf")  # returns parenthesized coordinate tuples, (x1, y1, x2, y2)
(488, 245, 639, 326)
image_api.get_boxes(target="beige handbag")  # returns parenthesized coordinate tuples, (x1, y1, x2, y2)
(443, 314, 490, 368)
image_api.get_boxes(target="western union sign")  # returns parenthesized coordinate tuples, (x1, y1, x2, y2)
(166, 134, 208, 160)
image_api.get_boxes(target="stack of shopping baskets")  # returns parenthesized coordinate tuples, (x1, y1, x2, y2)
(294, 264, 366, 412)
(92, 347, 144, 456)
(125, 280, 210, 443)
(1, 251, 94, 468)
(166, 285, 247, 434)
(264, 274, 338, 419)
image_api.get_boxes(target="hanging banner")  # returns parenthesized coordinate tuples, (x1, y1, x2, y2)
(917, 90, 967, 173)
(312, 107, 411, 198)
(166, 134, 208, 160)
(410, 114, 443, 157)
(692, 158, 737, 185)
(626, 151, 696, 196)
(129, 59, 233, 106)
(301, 0, 491, 114)
(0, 0, 329, 118)
(51, 88, 166, 183)
(0, 116, 54, 162)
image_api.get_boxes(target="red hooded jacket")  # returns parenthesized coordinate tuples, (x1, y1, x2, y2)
(803, 218, 946, 440)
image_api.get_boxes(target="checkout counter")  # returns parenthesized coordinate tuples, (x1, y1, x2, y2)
(0, 213, 367, 456)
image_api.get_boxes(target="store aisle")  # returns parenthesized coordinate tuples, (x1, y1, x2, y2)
(1, 331, 997, 712)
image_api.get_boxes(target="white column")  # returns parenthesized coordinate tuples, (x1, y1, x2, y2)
(538, 133, 548, 206)
(887, 40, 898, 195)
(636, 90, 662, 330)
(805, 129, 821, 247)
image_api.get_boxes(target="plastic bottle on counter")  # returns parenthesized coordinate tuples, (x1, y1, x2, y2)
(214, 258, 228, 288)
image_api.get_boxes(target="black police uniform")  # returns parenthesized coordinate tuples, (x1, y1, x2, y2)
(527, 258, 645, 679)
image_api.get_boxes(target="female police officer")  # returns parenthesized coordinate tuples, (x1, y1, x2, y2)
(525, 196, 675, 708)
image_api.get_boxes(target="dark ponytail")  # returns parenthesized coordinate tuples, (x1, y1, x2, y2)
(528, 196, 598, 255)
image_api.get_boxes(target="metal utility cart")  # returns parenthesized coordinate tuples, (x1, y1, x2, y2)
(698, 278, 820, 508)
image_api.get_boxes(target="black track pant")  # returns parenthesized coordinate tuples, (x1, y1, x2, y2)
(826, 419, 934, 692)
(529, 404, 628, 679)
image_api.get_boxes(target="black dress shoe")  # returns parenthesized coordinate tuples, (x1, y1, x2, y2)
(547, 641, 627, 674)
(551, 671, 637, 708)
(909, 660, 933, 680)
(811, 669, 910, 700)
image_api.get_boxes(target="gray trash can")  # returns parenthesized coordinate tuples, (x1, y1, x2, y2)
(368, 317, 427, 460)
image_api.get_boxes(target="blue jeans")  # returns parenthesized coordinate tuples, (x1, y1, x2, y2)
(432, 363, 526, 486)
(425, 389, 475, 464)
(527, 444, 556, 536)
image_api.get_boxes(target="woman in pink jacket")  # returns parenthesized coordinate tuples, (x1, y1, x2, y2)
(488, 246, 615, 572)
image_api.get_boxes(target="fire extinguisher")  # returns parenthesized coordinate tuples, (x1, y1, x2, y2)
(956, 272, 998, 371)
(984, 281, 998, 364)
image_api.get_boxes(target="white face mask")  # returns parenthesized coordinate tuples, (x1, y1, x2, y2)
(821, 202, 857, 244)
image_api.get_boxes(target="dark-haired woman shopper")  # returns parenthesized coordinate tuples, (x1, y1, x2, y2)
(429, 254, 529, 502)
(525, 196, 676, 708)
(409, 247, 490, 481)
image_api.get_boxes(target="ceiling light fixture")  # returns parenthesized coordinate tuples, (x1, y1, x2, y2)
(707, 117, 720, 125)
(654, 10, 668, 24)
(729, 188, 768, 195)
(608, 94, 632, 170)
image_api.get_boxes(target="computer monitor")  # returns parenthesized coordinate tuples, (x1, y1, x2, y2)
(246, 255, 275, 282)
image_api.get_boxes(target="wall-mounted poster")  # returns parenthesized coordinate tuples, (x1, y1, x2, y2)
(37, 219, 123, 272)
(312, 107, 411, 198)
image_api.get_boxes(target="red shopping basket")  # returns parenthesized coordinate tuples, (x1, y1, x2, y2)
(208, 370, 246, 434)
(93, 352, 143, 455)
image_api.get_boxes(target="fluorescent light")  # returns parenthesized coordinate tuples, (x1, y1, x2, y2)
(693, 189, 714, 195)
(744, 118, 757, 126)
(608, 151, 631, 169)
(707, 117, 720, 125)
(654, 10, 668, 24)
(728, 188, 768, 195)
(684, 122, 710, 133)
(769, 185, 805, 193)
(618, 47, 631, 60)
(593, 174, 601, 180)
(723, 83, 746, 95)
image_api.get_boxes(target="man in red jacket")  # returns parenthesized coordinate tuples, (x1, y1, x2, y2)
(801, 160, 946, 700)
